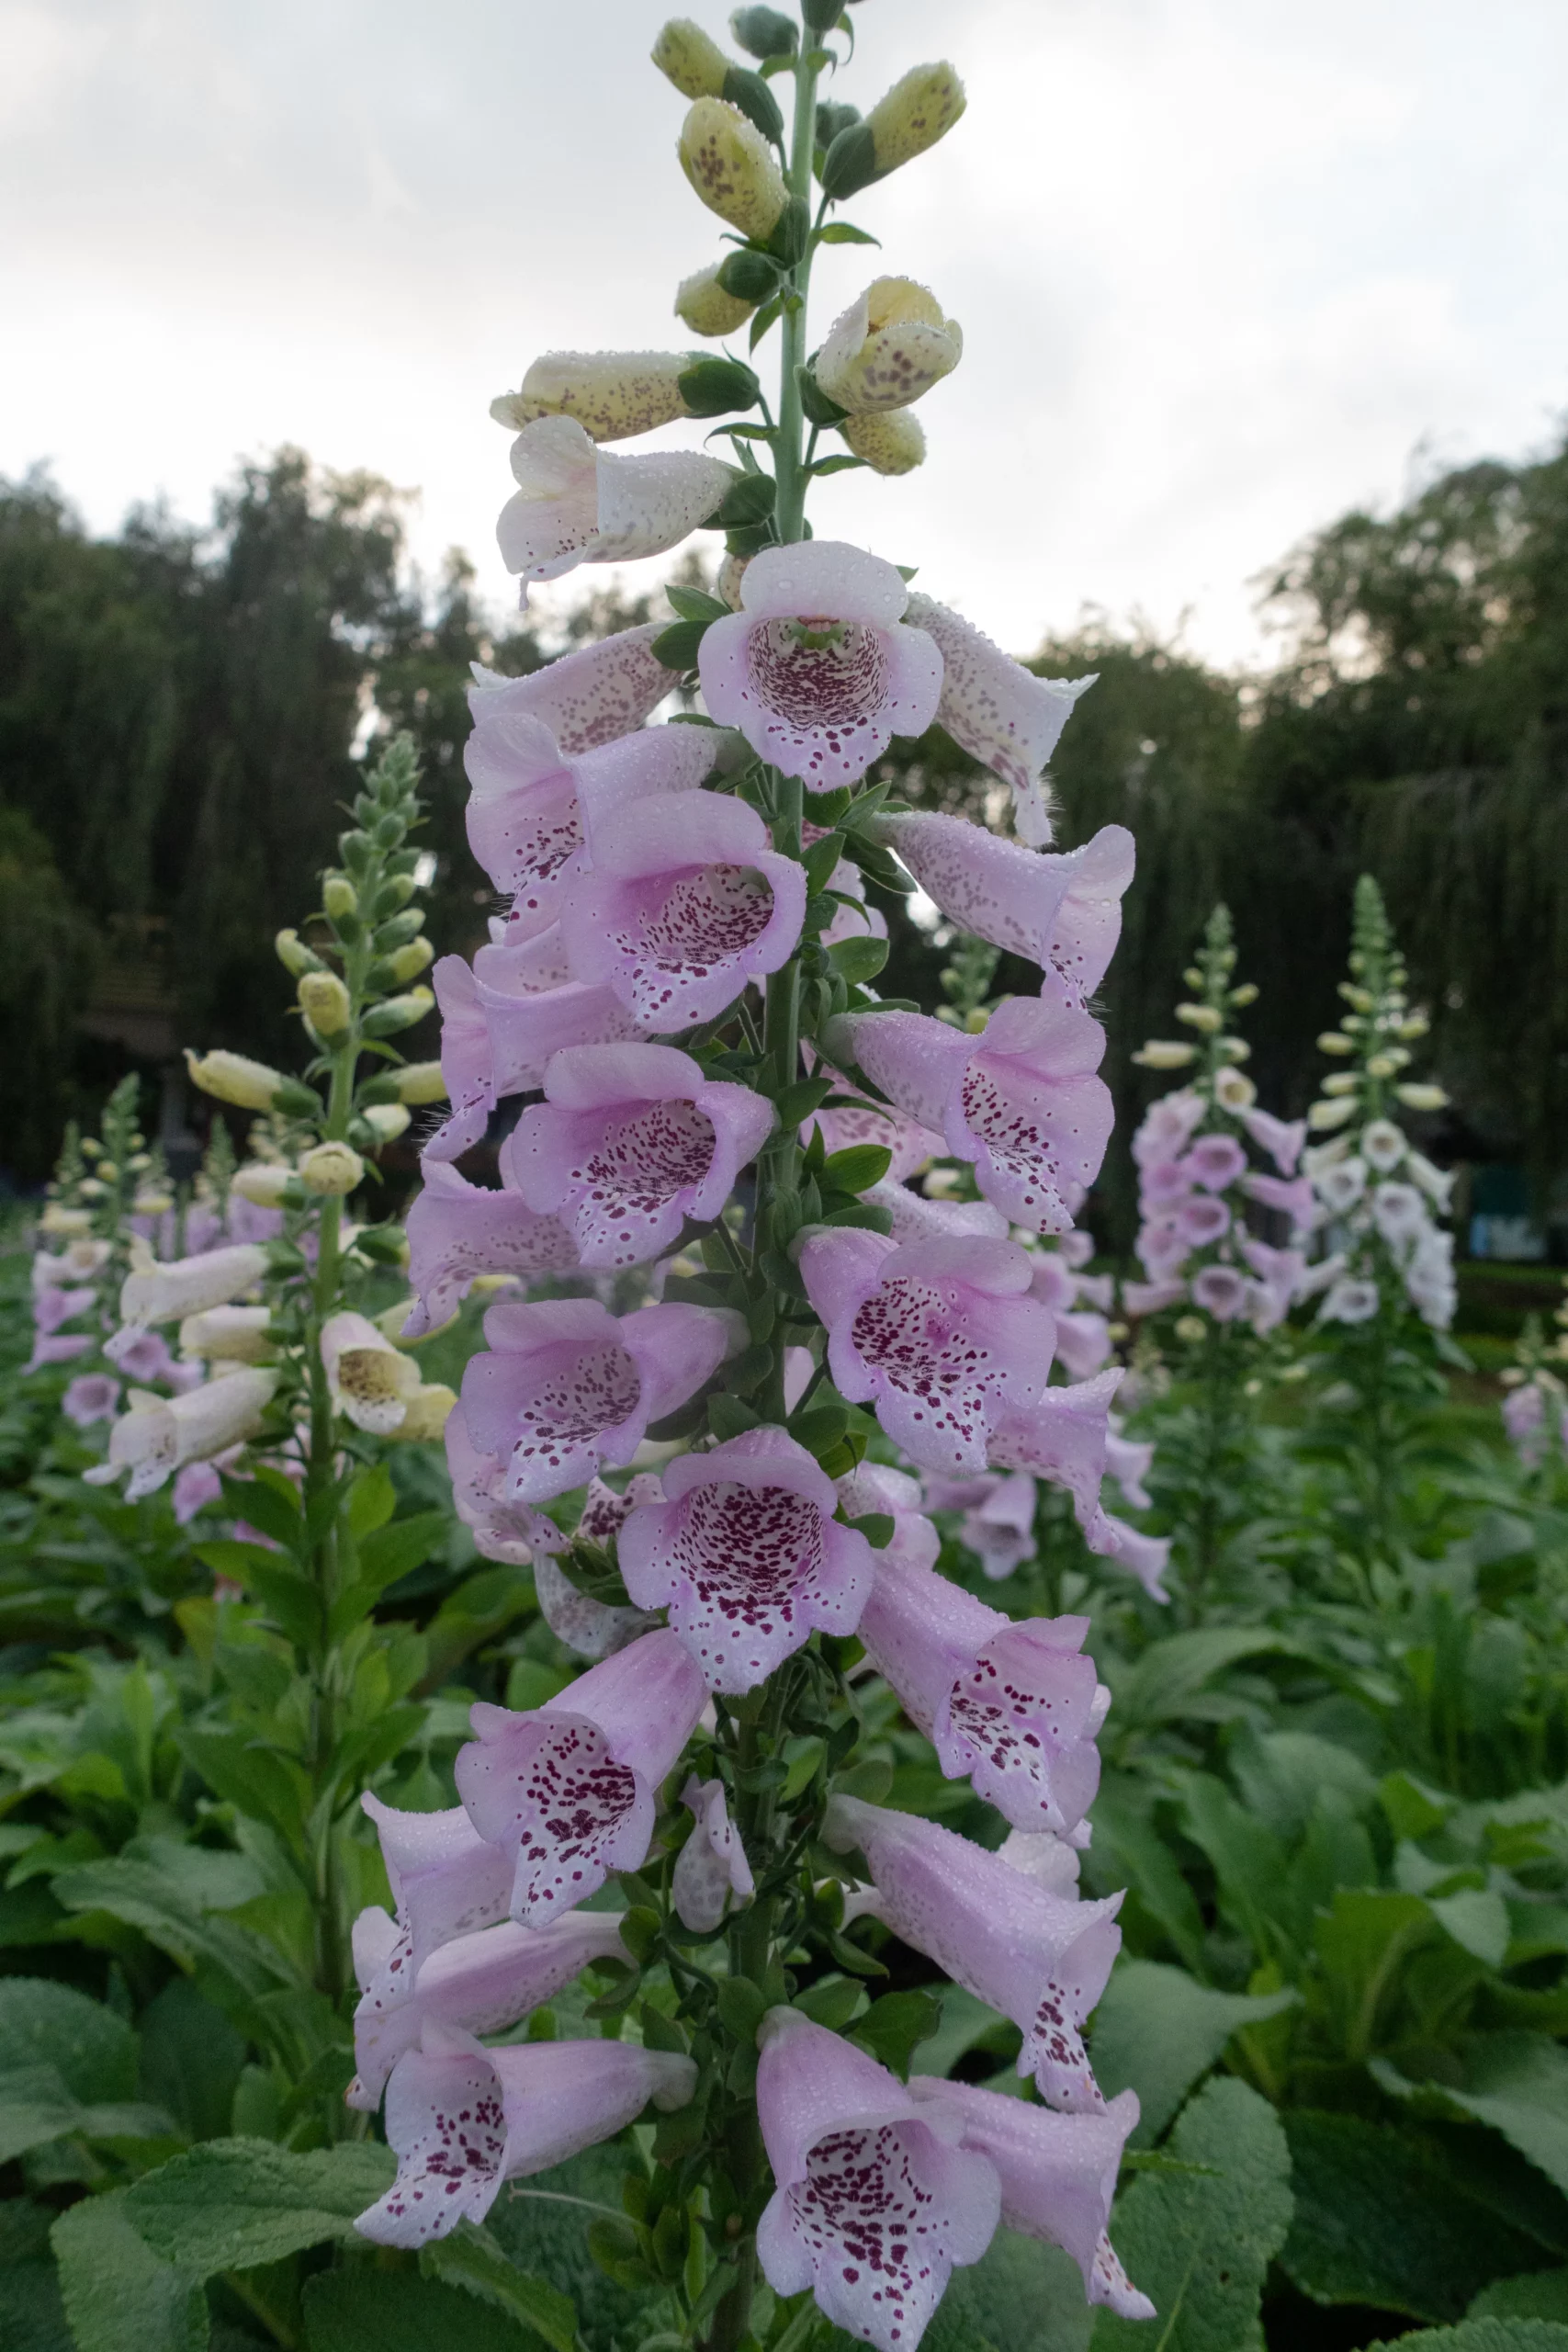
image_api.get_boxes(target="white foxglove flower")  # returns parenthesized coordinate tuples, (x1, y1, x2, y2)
(497, 414, 731, 601)
(85, 1369, 277, 1501)
(321, 1312, 423, 1435)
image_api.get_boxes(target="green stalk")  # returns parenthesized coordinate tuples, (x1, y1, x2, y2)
(773, 41, 823, 546)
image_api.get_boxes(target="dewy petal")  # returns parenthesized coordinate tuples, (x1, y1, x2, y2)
(361, 1792, 513, 1969)
(403, 1161, 578, 1338)
(866, 1179, 1010, 1249)
(484, 2034, 697, 2177)
(423, 956, 495, 1163)
(829, 1010, 972, 1136)
(496, 415, 730, 592)
(947, 987, 1113, 1234)
(991, 1366, 1123, 1552)
(671, 1773, 755, 1932)
(355, 2038, 511, 2245)
(467, 625, 675, 761)
(904, 594, 1094, 844)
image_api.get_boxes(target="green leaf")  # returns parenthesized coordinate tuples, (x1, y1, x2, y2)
(810, 454, 868, 477)
(1112, 1627, 1291, 1728)
(714, 471, 777, 528)
(1375, 2035, 1568, 2199)
(0, 2066, 94, 2164)
(192, 1540, 321, 1649)
(677, 353, 763, 419)
(665, 583, 730, 626)
(849, 1988, 942, 2080)
(137, 1977, 247, 2145)
(178, 1726, 310, 1845)
(0, 1976, 138, 2103)
(1471, 2277, 1568, 2323)
(709, 1393, 761, 1442)
(1089, 1960, 1298, 2146)
(1090, 2076, 1292, 2352)
(355, 1509, 450, 1591)
(220, 1467, 306, 1554)
(423, 2222, 579, 2352)
(716, 1977, 767, 2043)
(817, 220, 881, 245)
(649, 618, 706, 672)
(123, 2136, 396, 2275)
(845, 1511, 894, 1550)
(304, 2265, 538, 2350)
(1363, 2324, 1568, 2352)
(820, 1142, 891, 1193)
(819, 118, 880, 200)
(344, 1463, 397, 1539)
(827, 933, 889, 987)
(910, 1984, 1020, 2082)
(939, 2229, 1092, 2352)
(774, 1076, 834, 1127)
(0, 2252, 71, 2352)
(1282, 2110, 1547, 2323)
(794, 1975, 867, 2030)
(51, 2191, 208, 2352)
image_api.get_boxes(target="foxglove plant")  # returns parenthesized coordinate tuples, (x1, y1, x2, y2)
(349, 17, 1152, 2346)
(1499, 1295, 1568, 1488)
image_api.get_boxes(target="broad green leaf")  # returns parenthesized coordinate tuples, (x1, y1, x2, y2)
(826, 934, 889, 987)
(124, 2137, 396, 2275)
(1085, 1781, 1207, 1973)
(942, 2229, 1091, 2352)
(0, 2256, 72, 2352)
(1089, 1960, 1298, 2145)
(423, 2222, 579, 2352)
(849, 1988, 942, 2079)
(220, 1466, 307, 1554)
(1090, 2075, 1292, 2352)
(356, 1509, 450, 1590)
(1179, 1776, 1290, 1958)
(820, 1142, 892, 1193)
(1375, 2035, 1568, 2199)
(344, 1464, 397, 1539)
(0, 2066, 90, 2164)
(178, 1726, 310, 1844)
(1363, 2324, 1568, 2352)
(0, 1975, 137, 2102)
(137, 1977, 247, 2145)
(1112, 1628, 1290, 1728)
(51, 2191, 208, 2352)
(1472, 2277, 1568, 2323)
(910, 1984, 1019, 2081)
(1314, 1889, 1440, 2059)
(304, 2266, 536, 2350)
(487, 2143, 660, 2351)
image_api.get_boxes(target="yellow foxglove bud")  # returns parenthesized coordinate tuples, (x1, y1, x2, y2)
(864, 62, 966, 175)
(678, 98, 787, 240)
(675, 263, 757, 339)
(39, 1204, 93, 1237)
(298, 970, 352, 1036)
(184, 1049, 285, 1112)
(491, 351, 695, 444)
(1131, 1041, 1197, 1069)
(394, 1061, 447, 1106)
(840, 410, 927, 476)
(388, 1383, 458, 1442)
(652, 17, 731, 97)
(275, 927, 322, 977)
(299, 1141, 365, 1196)
(231, 1164, 294, 1209)
(1175, 1002, 1222, 1033)
(1174, 1315, 1208, 1345)
(1322, 1072, 1359, 1096)
(386, 937, 434, 986)
(1308, 1097, 1358, 1130)
(1217, 1037, 1250, 1062)
(1395, 1082, 1449, 1111)
(1229, 982, 1259, 1007)
(1398, 1015, 1430, 1040)
(1317, 1031, 1353, 1054)
(363, 1102, 412, 1146)
(179, 1306, 275, 1363)
(365, 987, 435, 1037)
(817, 279, 962, 414)
(322, 875, 357, 920)
(1338, 982, 1374, 1012)
(96, 1161, 118, 1182)
(1365, 1052, 1400, 1079)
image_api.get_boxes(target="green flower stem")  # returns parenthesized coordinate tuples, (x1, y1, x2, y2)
(772, 40, 824, 547)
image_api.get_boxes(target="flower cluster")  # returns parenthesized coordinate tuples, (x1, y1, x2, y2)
(1499, 1283, 1568, 1473)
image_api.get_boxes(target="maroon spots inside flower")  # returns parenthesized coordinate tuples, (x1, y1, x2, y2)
(961, 1061, 1073, 1223)
(850, 1276, 1001, 1458)
(1028, 1980, 1105, 2111)
(784, 2123, 957, 2347)
(511, 1340, 641, 1476)
(374, 2064, 507, 2243)
(568, 1097, 716, 1264)
(666, 1479, 825, 1685)
(612, 864, 774, 1022)
(749, 617, 890, 731)
(510, 1717, 640, 1917)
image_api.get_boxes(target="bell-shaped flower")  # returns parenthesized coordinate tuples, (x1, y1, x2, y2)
(527, 1474, 664, 1658)
(799, 1227, 1056, 1474)
(455, 1628, 709, 1924)
(864, 60, 967, 174)
(1175, 1194, 1229, 1248)
(1054, 1308, 1113, 1382)
(361, 1792, 514, 1977)
(829, 985, 1112, 1235)
(923, 1469, 1037, 1581)
(35, 1238, 110, 1287)
(816, 278, 963, 414)
(907, 2079, 1153, 2320)
(34, 1282, 96, 1336)
(118, 1239, 269, 1329)
(62, 1372, 120, 1428)
(1360, 1116, 1406, 1175)
(841, 408, 927, 475)
(1240, 1238, 1306, 1334)
(347, 1905, 627, 2114)
(1133, 1088, 1206, 1166)
(459, 1295, 732, 1504)
(25, 1329, 94, 1371)
(422, 956, 497, 1163)
(1239, 1104, 1306, 1174)
(512, 1042, 774, 1269)
(355, 2025, 697, 2247)
(825, 1797, 1121, 2111)
(1104, 1422, 1154, 1513)
(84, 1368, 277, 1501)
(402, 1160, 578, 1340)
(865, 1178, 1010, 1249)
(475, 926, 649, 1101)
(836, 1461, 942, 1577)
(677, 97, 788, 238)
(446, 1403, 549, 1567)
(468, 625, 675, 763)
(754, 2007, 1000, 2352)
(874, 813, 1133, 1002)
(990, 1367, 1123, 1548)
(1099, 1513, 1172, 1603)
(491, 350, 698, 444)
(1181, 1134, 1247, 1192)
(618, 1426, 875, 1690)
(1314, 1157, 1368, 1216)
(465, 714, 714, 936)
(1321, 1275, 1380, 1325)
(560, 792, 806, 1029)
(652, 18, 732, 99)
(698, 541, 942, 790)
(671, 1774, 754, 1932)
(854, 1547, 1108, 1836)
(178, 1306, 274, 1363)
(497, 414, 731, 600)
(1240, 1170, 1315, 1235)
(1190, 1264, 1249, 1321)
(901, 594, 1093, 845)
(320, 1312, 423, 1436)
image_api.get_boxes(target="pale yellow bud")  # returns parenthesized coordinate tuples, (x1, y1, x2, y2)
(1398, 1015, 1430, 1040)
(39, 1204, 94, 1237)
(394, 1061, 448, 1106)
(817, 279, 962, 415)
(184, 1049, 285, 1112)
(652, 17, 731, 98)
(179, 1306, 274, 1363)
(1322, 1072, 1359, 1096)
(1338, 983, 1375, 1012)
(385, 937, 434, 987)
(387, 1383, 458, 1442)
(275, 927, 321, 977)
(299, 970, 352, 1036)
(322, 875, 358, 920)
(1229, 982, 1259, 1007)
(1174, 1315, 1208, 1345)
(231, 1164, 294, 1209)
(368, 988, 435, 1035)
(1365, 1053, 1399, 1080)
(491, 351, 695, 444)
(1395, 1083, 1449, 1112)
(1217, 1037, 1250, 1063)
(675, 264, 757, 339)
(840, 409, 928, 476)
(1132, 1041, 1197, 1069)
(717, 552, 750, 611)
(133, 1189, 175, 1217)
(1317, 1032, 1354, 1055)
(299, 1141, 365, 1196)
(678, 98, 787, 240)
(363, 1103, 412, 1146)
(1175, 1002, 1223, 1033)
(1308, 1097, 1359, 1130)
(864, 62, 966, 174)
(96, 1161, 118, 1182)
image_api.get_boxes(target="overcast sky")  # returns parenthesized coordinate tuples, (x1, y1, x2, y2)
(3, 0, 1565, 669)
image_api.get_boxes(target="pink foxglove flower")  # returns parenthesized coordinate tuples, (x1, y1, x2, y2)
(1053, 1308, 1113, 1381)
(901, 594, 1095, 845)
(829, 986, 1112, 1234)
(836, 1461, 942, 1576)
(475, 926, 649, 1101)
(1190, 1264, 1249, 1320)
(455, 1628, 709, 1924)
(466, 625, 676, 765)
(798, 1227, 1057, 1474)
(459, 1295, 731, 1502)
(1240, 1238, 1305, 1333)
(865, 1178, 1009, 1248)
(33, 1283, 96, 1335)
(754, 2007, 1001, 2352)
(874, 813, 1134, 1002)
(924, 1469, 1038, 1581)
(618, 1427, 875, 1690)
(989, 1366, 1156, 1594)
(446, 1402, 547, 1566)
(361, 1792, 514, 1972)
(698, 540, 942, 789)
(1104, 1423, 1154, 1512)
(84, 1368, 277, 1501)
(1175, 1194, 1229, 1248)
(1181, 1134, 1247, 1193)
(171, 1459, 223, 1522)
(671, 1774, 754, 1932)
(561, 792, 807, 1028)
(824, 1797, 1120, 2111)
(854, 1548, 1107, 1835)
(62, 1373, 120, 1428)
(355, 2026, 696, 2246)
(423, 956, 496, 1163)
(1133, 1088, 1205, 1165)
(497, 413, 731, 598)
(347, 1905, 627, 2114)
(527, 1475, 663, 1658)
(1240, 1170, 1315, 1235)
(1320, 1275, 1379, 1325)
(1099, 1514, 1172, 1602)
(465, 714, 714, 937)
(1239, 1104, 1306, 1174)
(402, 1160, 578, 1339)
(1121, 1277, 1184, 1317)
(24, 1330, 94, 1371)
(906, 2079, 1154, 2320)
(512, 1042, 774, 1268)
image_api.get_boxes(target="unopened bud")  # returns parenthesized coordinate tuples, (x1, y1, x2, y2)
(840, 409, 927, 476)
(675, 263, 758, 339)
(323, 875, 358, 920)
(299, 970, 353, 1037)
(1308, 1097, 1359, 1130)
(362, 1102, 412, 1146)
(1322, 1073, 1359, 1096)
(1395, 1083, 1449, 1112)
(1174, 1315, 1208, 1345)
(678, 98, 788, 241)
(387, 1383, 458, 1442)
(864, 62, 966, 175)
(381, 937, 434, 987)
(1131, 1041, 1197, 1069)
(1317, 1032, 1353, 1054)
(275, 928, 323, 978)
(1366, 1052, 1400, 1079)
(1217, 1037, 1250, 1063)
(1175, 1002, 1222, 1033)
(363, 988, 435, 1038)
(231, 1164, 296, 1209)
(653, 17, 732, 98)
(817, 279, 962, 415)
(1214, 1069, 1257, 1109)
(1229, 982, 1258, 1007)
(39, 1205, 93, 1237)
(299, 1141, 365, 1196)
(491, 350, 696, 443)
(394, 1060, 448, 1105)
(184, 1049, 286, 1112)
(716, 553, 750, 611)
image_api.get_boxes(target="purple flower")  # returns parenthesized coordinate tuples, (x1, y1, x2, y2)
(496, 413, 732, 598)
(171, 1459, 224, 1522)
(618, 1427, 875, 1691)
(798, 1227, 1057, 1474)
(1181, 1134, 1247, 1193)
(906, 2079, 1153, 2320)
(459, 1295, 732, 1502)
(355, 2026, 696, 2245)
(402, 1159, 577, 1339)
(455, 1628, 709, 1924)
(1098, 1514, 1172, 1602)
(865, 1179, 1009, 1249)
(829, 986, 1112, 1234)
(1240, 1238, 1305, 1333)
(1239, 1104, 1307, 1174)
(1139, 1159, 1191, 1209)
(855, 1549, 1107, 1836)
(671, 1774, 754, 1933)
(466, 626, 677, 765)
(1240, 1170, 1315, 1235)
(1121, 1278, 1185, 1317)
(754, 2007, 1001, 2352)
(924, 1469, 1038, 1581)
(1132, 1090, 1205, 1166)
(836, 1461, 942, 1577)
(347, 1905, 627, 2115)
(529, 1475, 663, 1658)
(423, 956, 497, 1163)
(874, 813, 1134, 1001)
(561, 791, 807, 1029)
(1054, 1308, 1113, 1381)
(1175, 1194, 1230, 1248)
(902, 594, 1095, 846)
(1104, 1423, 1154, 1512)
(446, 1402, 547, 1566)
(1135, 1219, 1189, 1283)
(24, 1330, 95, 1374)
(34, 1284, 96, 1336)
(104, 1325, 179, 1382)
(361, 1792, 514, 1973)
(699, 540, 942, 790)
(62, 1373, 120, 1428)
(512, 1041, 774, 1268)
(475, 925, 649, 1102)
(1190, 1263, 1249, 1320)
